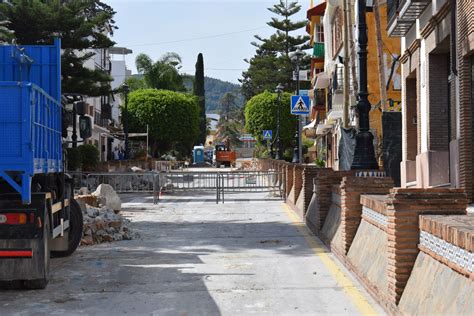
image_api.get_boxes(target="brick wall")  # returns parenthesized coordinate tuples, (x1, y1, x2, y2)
(306, 170, 355, 234)
(285, 164, 294, 198)
(419, 214, 473, 279)
(427, 53, 450, 152)
(385, 188, 468, 304)
(405, 76, 418, 160)
(457, 0, 474, 202)
(292, 165, 304, 204)
(339, 177, 394, 254)
(302, 167, 324, 215)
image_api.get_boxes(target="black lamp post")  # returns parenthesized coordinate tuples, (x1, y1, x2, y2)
(122, 83, 130, 160)
(291, 48, 305, 164)
(350, 0, 378, 170)
(275, 83, 284, 160)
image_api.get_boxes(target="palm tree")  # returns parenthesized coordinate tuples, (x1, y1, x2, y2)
(135, 52, 185, 91)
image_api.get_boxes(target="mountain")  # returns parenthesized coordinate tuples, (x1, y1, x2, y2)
(183, 75, 244, 113)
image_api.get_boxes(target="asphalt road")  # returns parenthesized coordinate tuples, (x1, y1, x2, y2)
(0, 191, 383, 316)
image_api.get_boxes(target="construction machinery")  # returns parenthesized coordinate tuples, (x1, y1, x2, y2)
(0, 39, 91, 289)
(214, 143, 236, 168)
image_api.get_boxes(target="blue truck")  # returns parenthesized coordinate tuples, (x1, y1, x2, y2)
(0, 39, 92, 289)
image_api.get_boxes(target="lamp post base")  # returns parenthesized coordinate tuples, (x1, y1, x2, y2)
(350, 130, 378, 170)
(292, 147, 299, 163)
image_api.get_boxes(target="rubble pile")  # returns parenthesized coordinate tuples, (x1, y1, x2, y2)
(75, 184, 138, 246)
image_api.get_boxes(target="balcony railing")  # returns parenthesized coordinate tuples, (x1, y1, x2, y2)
(94, 111, 109, 128)
(387, 0, 430, 37)
(313, 42, 325, 59)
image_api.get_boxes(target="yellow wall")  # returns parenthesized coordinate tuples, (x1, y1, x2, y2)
(365, 4, 401, 156)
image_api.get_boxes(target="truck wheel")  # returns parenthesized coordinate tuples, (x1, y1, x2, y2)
(51, 199, 83, 258)
(24, 214, 50, 289)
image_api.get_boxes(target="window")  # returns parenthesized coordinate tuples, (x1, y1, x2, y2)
(315, 24, 324, 43)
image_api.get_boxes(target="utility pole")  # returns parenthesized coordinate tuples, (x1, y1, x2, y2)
(373, 0, 388, 111)
(343, 0, 350, 128)
(291, 48, 304, 164)
(275, 83, 284, 160)
(348, 2, 358, 100)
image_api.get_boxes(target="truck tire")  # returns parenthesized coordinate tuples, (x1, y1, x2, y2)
(51, 199, 83, 258)
(24, 214, 50, 289)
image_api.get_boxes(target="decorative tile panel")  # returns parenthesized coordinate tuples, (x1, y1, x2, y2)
(420, 231, 473, 273)
(362, 206, 388, 227)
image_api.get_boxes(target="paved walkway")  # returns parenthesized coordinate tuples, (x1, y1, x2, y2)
(0, 192, 383, 315)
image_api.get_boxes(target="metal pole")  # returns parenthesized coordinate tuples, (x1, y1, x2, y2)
(72, 106, 77, 148)
(146, 124, 149, 161)
(122, 83, 130, 160)
(292, 59, 300, 163)
(343, 0, 350, 128)
(124, 92, 129, 160)
(351, 0, 378, 170)
(275, 84, 284, 160)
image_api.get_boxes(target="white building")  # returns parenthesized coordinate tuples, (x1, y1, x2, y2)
(68, 46, 132, 161)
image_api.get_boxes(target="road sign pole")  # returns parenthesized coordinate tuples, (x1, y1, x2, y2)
(292, 62, 301, 164)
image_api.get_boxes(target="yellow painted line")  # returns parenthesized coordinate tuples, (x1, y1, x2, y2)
(281, 203, 379, 316)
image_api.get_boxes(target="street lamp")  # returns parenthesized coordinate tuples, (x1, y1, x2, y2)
(275, 83, 285, 160)
(291, 47, 305, 164)
(122, 83, 130, 160)
(350, 0, 378, 170)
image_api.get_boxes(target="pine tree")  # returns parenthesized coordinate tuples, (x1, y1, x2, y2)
(0, 0, 117, 96)
(241, 0, 310, 99)
(194, 53, 207, 145)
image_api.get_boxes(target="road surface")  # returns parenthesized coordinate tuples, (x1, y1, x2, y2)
(0, 191, 383, 315)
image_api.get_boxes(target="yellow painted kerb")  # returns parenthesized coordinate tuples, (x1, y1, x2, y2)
(281, 203, 379, 316)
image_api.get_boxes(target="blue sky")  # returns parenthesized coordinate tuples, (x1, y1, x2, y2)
(104, 0, 310, 84)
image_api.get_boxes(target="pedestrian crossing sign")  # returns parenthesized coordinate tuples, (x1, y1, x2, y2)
(291, 95, 310, 116)
(263, 130, 273, 140)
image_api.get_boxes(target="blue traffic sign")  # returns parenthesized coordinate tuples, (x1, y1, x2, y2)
(291, 95, 310, 115)
(263, 130, 273, 140)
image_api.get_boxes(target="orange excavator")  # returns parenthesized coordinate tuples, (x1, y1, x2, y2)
(214, 139, 236, 168)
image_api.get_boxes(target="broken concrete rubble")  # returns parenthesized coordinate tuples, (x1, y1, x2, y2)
(81, 204, 137, 245)
(92, 184, 122, 211)
(75, 188, 138, 246)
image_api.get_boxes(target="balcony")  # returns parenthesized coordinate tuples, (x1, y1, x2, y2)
(312, 42, 324, 60)
(387, 0, 430, 37)
(94, 110, 109, 129)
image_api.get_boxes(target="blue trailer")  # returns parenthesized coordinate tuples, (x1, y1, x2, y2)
(0, 40, 89, 289)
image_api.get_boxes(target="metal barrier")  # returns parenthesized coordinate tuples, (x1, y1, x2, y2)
(163, 170, 283, 203)
(70, 172, 160, 204)
(70, 170, 284, 204)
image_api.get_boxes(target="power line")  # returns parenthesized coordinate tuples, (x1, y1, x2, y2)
(127, 26, 267, 47)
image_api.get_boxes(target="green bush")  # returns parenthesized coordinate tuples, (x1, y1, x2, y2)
(127, 89, 200, 157)
(314, 158, 326, 168)
(66, 147, 82, 171)
(244, 91, 296, 150)
(78, 144, 99, 171)
(283, 148, 293, 162)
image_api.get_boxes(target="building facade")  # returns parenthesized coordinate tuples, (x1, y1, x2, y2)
(308, 0, 401, 170)
(68, 46, 132, 162)
(388, 0, 474, 200)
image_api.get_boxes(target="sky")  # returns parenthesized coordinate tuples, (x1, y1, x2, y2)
(103, 0, 311, 84)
